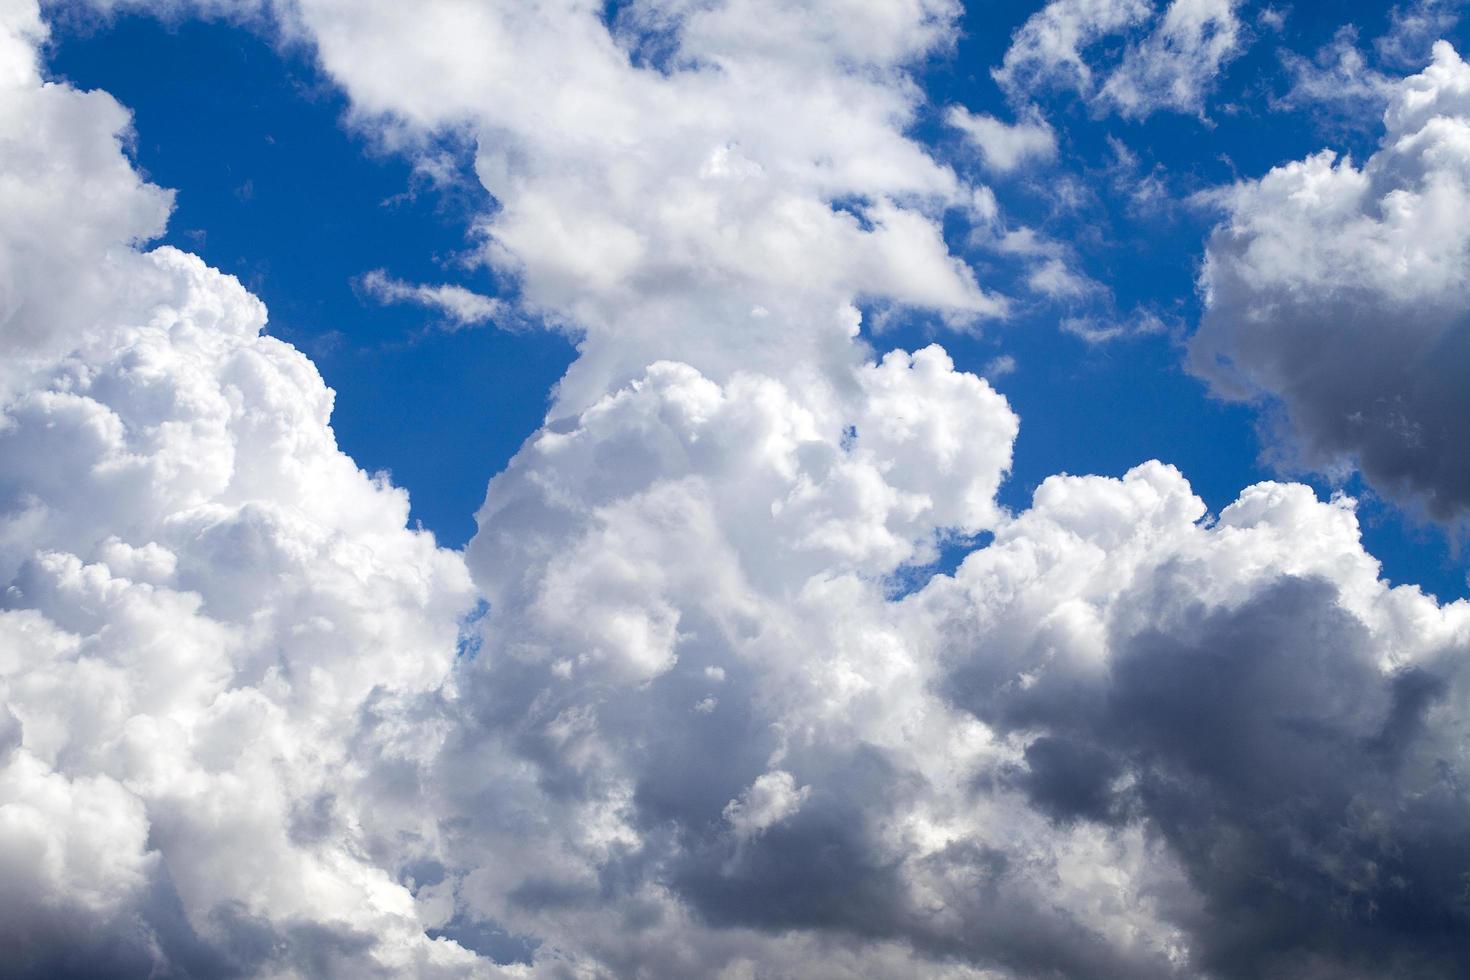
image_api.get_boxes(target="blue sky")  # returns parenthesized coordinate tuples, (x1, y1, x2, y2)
(46, 3, 1469, 597)
(48, 13, 575, 548)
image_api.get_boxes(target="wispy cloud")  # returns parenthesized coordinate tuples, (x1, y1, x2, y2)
(357, 268, 504, 330)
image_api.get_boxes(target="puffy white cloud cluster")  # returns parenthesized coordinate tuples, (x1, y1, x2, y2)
(1194, 39, 1470, 519)
(450, 438, 1470, 976)
(0, 3, 479, 974)
(995, 0, 1246, 118)
(5, 0, 1470, 978)
(0, 0, 169, 389)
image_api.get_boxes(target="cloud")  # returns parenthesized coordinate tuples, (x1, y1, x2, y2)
(1062, 308, 1170, 342)
(5, 1, 1470, 977)
(1271, 3, 1467, 126)
(1276, 26, 1395, 119)
(0, 1, 171, 394)
(1027, 257, 1101, 298)
(723, 770, 811, 838)
(993, 0, 1153, 97)
(358, 269, 504, 330)
(946, 106, 1057, 173)
(985, 226, 1103, 303)
(1100, 0, 1246, 118)
(995, 0, 1246, 119)
(1376, 0, 1466, 68)
(985, 353, 1018, 378)
(268, 0, 1005, 412)
(0, 4, 479, 974)
(1192, 41, 1470, 520)
(920, 468, 1470, 977)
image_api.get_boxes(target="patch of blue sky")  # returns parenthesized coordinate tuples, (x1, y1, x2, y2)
(46, 13, 574, 549)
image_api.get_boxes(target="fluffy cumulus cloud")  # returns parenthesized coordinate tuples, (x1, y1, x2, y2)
(4, 1, 1470, 978)
(0, 3, 478, 974)
(995, 0, 1246, 118)
(1193, 40, 1470, 520)
(914, 466, 1470, 978)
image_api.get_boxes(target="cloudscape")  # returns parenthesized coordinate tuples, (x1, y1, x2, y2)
(4, 1, 1470, 977)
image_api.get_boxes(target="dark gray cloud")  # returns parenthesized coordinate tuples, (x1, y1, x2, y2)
(1115, 579, 1469, 978)
(0, 868, 387, 980)
(1194, 259, 1470, 521)
(949, 573, 1470, 978)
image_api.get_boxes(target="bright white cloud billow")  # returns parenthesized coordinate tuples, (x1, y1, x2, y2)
(3, 1, 1470, 978)
(0, 5, 478, 974)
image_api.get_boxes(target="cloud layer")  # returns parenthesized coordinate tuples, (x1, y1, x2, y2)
(2, 1, 1470, 978)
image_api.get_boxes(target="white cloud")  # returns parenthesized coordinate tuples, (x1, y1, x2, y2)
(1277, 26, 1395, 116)
(985, 353, 1018, 377)
(0, 4, 171, 396)
(1257, 5, 1287, 33)
(993, 0, 1153, 97)
(268, 0, 1004, 413)
(1273, 3, 1466, 122)
(1100, 0, 1245, 118)
(723, 770, 810, 838)
(1062, 308, 1169, 342)
(995, 0, 1246, 119)
(1377, 0, 1466, 68)
(1193, 40, 1470, 519)
(358, 269, 504, 330)
(946, 106, 1057, 173)
(982, 226, 1104, 304)
(0, 4, 479, 973)
(1027, 257, 1100, 298)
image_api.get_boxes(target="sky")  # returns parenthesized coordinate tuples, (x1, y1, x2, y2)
(44, 1, 1470, 597)
(4, 0, 1470, 977)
